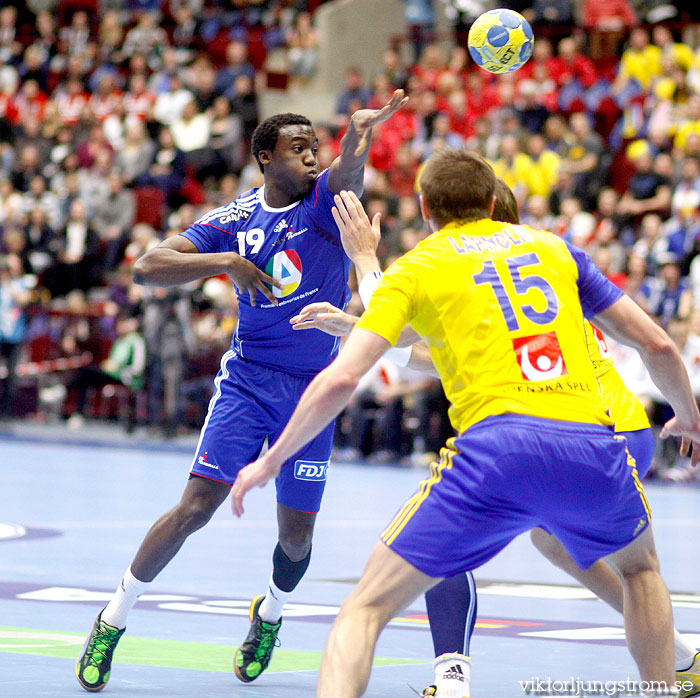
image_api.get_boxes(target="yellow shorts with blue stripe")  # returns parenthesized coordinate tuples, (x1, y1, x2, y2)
(381, 414, 651, 578)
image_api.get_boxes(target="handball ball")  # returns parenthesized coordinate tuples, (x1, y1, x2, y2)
(468, 9, 534, 74)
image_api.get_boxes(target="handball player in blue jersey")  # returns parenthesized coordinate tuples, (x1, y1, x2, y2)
(75, 91, 408, 693)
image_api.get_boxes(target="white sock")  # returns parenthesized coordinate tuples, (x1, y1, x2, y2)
(675, 628, 698, 670)
(257, 576, 291, 624)
(433, 652, 471, 698)
(101, 567, 149, 630)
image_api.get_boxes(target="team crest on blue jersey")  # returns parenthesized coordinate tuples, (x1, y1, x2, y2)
(266, 250, 303, 298)
(512, 332, 568, 381)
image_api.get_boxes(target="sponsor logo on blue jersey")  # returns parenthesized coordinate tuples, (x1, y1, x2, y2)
(294, 460, 329, 481)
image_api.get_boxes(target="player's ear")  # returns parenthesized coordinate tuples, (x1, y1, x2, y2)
(419, 194, 431, 225)
(488, 193, 496, 217)
(258, 149, 272, 168)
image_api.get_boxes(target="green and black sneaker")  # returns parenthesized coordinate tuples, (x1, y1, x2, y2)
(75, 609, 125, 692)
(234, 595, 282, 683)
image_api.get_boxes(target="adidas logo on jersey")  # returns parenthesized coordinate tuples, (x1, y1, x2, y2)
(442, 665, 465, 682)
(274, 218, 289, 233)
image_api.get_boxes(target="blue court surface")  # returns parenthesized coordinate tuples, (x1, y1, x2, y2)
(2, 429, 700, 698)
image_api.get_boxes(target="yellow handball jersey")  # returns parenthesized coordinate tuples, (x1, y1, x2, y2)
(584, 321, 650, 433)
(356, 219, 624, 434)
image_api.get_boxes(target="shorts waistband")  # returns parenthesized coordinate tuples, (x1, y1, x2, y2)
(465, 413, 615, 438)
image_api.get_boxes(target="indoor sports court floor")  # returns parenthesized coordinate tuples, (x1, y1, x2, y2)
(2, 429, 700, 698)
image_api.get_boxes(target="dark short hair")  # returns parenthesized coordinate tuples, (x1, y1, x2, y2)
(251, 113, 313, 173)
(419, 149, 496, 228)
(492, 178, 520, 225)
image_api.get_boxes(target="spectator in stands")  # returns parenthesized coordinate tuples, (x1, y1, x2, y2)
(632, 212, 667, 275)
(208, 96, 243, 177)
(93, 173, 136, 271)
(59, 10, 91, 57)
(583, 0, 637, 58)
(0, 253, 33, 419)
(336, 66, 372, 118)
(673, 94, 700, 153)
(153, 74, 193, 128)
(24, 206, 57, 274)
(229, 74, 259, 143)
(561, 111, 604, 208)
(522, 194, 557, 231)
(61, 312, 146, 430)
(142, 128, 185, 206)
(22, 175, 61, 229)
(653, 25, 693, 72)
(286, 11, 319, 83)
(97, 10, 124, 65)
(115, 120, 155, 186)
(493, 134, 531, 200)
(0, 178, 23, 225)
(550, 37, 599, 112)
(216, 41, 255, 100)
(522, 133, 560, 197)
(170, 100, 212, 175)
(44, 198, 99, 297)
(639, 253, 692, 326)
(124, 74, 156, 123)
(612, 28, 661, 99)
(377, 49, 409, 90)
(618, 141, 672, 224)
(543, 113, 573, 157)
(123, 11, 168, 66)
(388, 144, 419, 198)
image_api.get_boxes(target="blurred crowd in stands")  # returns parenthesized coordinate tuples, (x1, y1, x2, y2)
(3, 0, 700, 477)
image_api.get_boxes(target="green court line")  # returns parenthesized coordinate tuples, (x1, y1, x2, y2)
(0, 626, 420, 673)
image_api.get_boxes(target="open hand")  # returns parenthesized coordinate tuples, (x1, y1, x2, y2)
(290, 302, 358, 336)
(351, 89, 409, 157)
(227, 253, 282, 307)
(332, 190, 381, 261)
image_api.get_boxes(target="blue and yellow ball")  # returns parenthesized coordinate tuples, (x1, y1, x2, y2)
(467, 9, 534, 74)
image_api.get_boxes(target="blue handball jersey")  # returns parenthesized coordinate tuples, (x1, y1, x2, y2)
(181, 169, 351, 377)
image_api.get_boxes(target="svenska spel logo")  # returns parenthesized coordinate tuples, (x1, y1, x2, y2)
(266, 250, 302, 298)
(512, 331, 568, 381)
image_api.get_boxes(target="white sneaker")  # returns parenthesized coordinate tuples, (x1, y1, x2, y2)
(422, 652, 470, 698)
(678, 652, 700, 698)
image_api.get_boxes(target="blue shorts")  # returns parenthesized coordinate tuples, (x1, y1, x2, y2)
(190, 350, 334, 513)
(382, 414, 651, 577)
(618, 428, 654, 479)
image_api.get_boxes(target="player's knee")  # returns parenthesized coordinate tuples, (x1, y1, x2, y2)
(278, 529, 313, 561)
(175, 497, 217, 534)
(617, 554, 660, 580)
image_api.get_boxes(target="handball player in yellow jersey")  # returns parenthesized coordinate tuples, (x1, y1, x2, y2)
(232, 150, 700, 698)
(287, 179, 700, 698)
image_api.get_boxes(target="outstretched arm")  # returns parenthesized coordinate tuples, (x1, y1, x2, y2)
(327, 90, 408, 196)
(133, 235, 281, 306)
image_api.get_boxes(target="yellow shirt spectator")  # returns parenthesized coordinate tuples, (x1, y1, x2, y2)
(523, 150, 561, 198)
(493, 153, 533, 193)
(619, 45, 662, 91)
